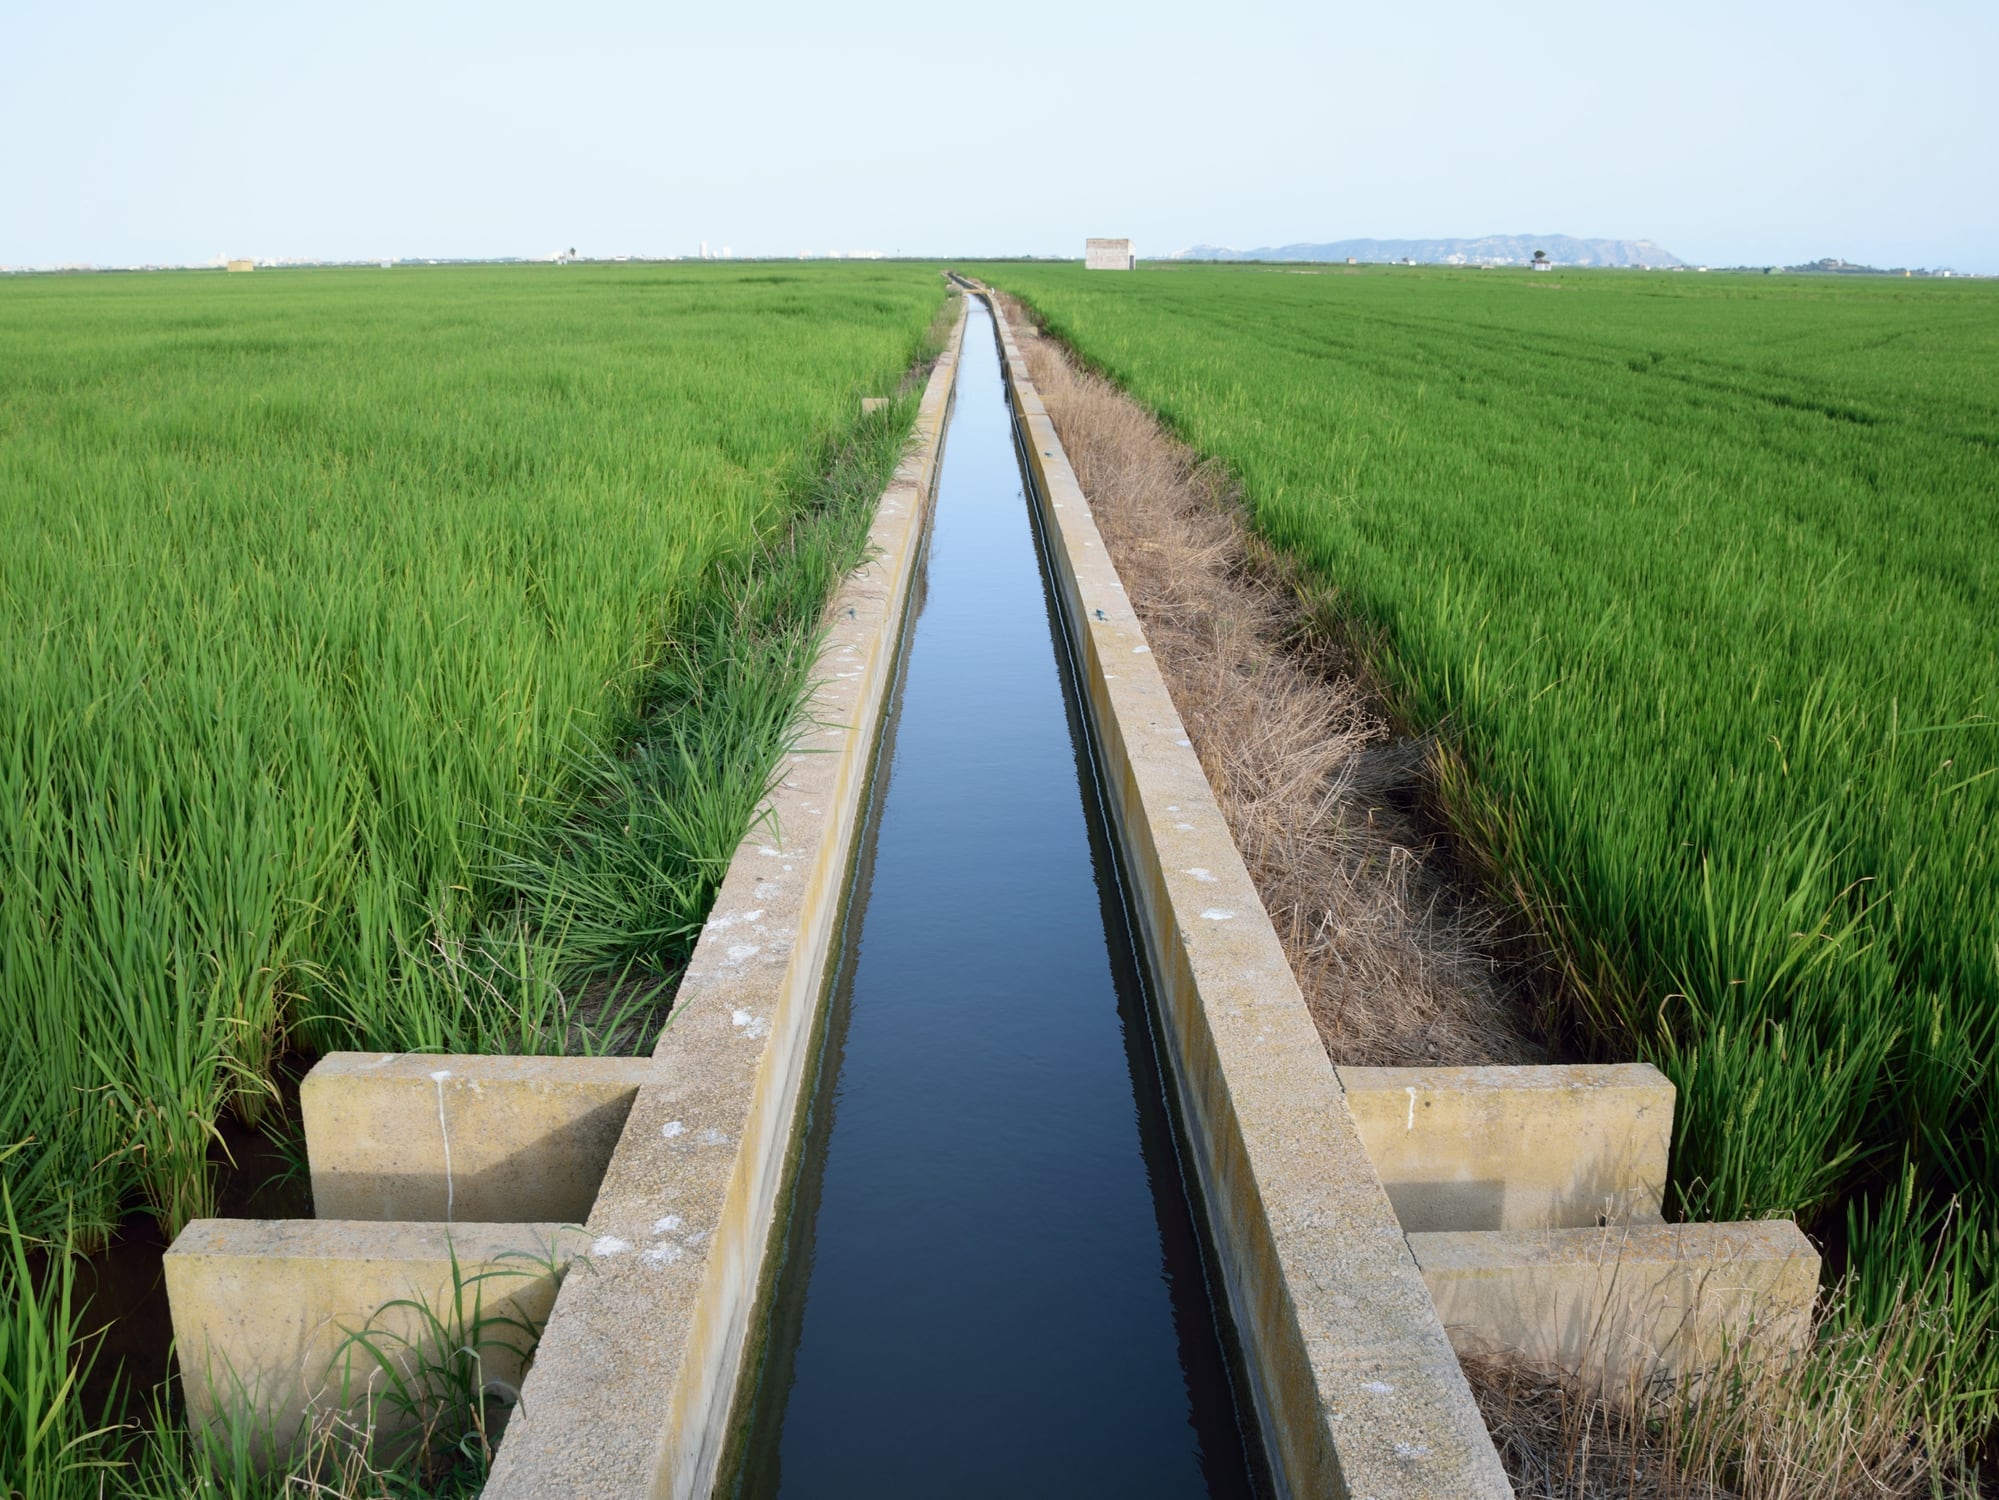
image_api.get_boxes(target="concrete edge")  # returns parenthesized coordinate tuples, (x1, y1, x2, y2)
(983, 290, 1512, 1499)
(484, 292, 969, 1500)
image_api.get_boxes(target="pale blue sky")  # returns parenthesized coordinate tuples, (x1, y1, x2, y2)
(4, 0, 1994, 271)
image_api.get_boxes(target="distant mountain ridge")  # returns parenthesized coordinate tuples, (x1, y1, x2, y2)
(1174, 235, 1684, 269)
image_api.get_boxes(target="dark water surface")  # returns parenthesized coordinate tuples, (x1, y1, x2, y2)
(727, 300, 1263, 1499)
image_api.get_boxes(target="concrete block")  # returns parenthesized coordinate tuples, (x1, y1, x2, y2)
(1410, 1220, 1819, 1390)
(166, 1219, 587, 1455)
(302, 1053, 654, 1223)
(1338, 1063, 1673, 1232)
(1085, 237, 1136, 270)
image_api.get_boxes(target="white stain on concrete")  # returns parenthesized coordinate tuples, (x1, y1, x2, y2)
(1186, 867, 1218, 883)
(653, 1216, 683, 1234)
(724, 944, 760, 965)
(1363, 1380, 1395, 1395)
(590, 1236, 631, 1257)
(1200, 909, 1237, 921)
(640, 1244, 684, 1267)
(1406, 1086, 1419, 1131)
(429, 1071, 455, 1222)
(662, 1120, 687, 1139)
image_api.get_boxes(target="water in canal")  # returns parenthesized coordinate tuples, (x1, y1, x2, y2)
(726, 299, 1264, 1498)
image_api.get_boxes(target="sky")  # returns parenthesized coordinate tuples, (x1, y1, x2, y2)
(4, 0, 1994, 272)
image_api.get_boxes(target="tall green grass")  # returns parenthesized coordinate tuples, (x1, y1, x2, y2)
(984, 261, 1998, 1475)
(0, 263, 944, 1246)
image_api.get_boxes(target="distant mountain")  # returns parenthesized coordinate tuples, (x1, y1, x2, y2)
(1173, 235, 1684, 269)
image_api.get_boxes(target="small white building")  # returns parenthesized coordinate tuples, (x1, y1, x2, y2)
(1085, 238, 1136, 271)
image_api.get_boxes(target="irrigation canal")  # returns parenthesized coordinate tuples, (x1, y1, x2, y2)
(725, 297, 1266, 1497)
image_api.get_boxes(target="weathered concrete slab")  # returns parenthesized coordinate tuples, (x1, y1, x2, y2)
(1411, 1220, 1819, 1390)
(484, 296, 969, 1500)
(1338, 1064, 1672, 1232)
(302, 1053, 654, 1223)
(166, 1219, 585, 1455)
(988, 295, 1510, 1498)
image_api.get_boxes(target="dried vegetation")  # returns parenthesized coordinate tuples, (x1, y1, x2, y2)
(1001, 294, 1545, 1068)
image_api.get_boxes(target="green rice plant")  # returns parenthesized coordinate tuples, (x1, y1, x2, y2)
(983, 261, 1999, 1467)
(486, 393, 918, 1026)
(324, 1242, 559, 1492)
(1833, 1167, 1999, 1472)
(0, 1182, 118, 1500)
(128, 1352, 481, 1500)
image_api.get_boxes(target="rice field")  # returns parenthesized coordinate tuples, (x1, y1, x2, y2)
(0, 261, 946, 1253)
(983, 261, 1999, 1475)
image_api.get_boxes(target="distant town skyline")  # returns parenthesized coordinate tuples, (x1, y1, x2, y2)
(4, 0, 1994, 275)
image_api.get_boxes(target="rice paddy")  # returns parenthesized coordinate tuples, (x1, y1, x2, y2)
(0, 261, 945, 1253)
(7, 250, 1995, 1493)
(982, 260, 1999, 1476)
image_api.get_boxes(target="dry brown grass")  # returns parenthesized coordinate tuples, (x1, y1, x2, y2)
(1465, 1282, 1987, 1500)
(1000, 295, 1545, 1068)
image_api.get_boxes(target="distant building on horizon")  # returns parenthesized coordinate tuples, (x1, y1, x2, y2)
(225, 259, 254, 273)
(1086, 237, 1135, 271)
